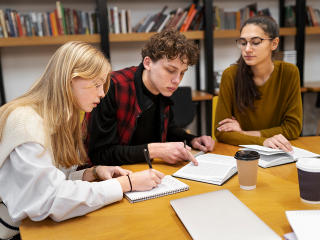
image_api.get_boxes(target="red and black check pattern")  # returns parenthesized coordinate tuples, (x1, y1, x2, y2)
(112, 66, 170, 146)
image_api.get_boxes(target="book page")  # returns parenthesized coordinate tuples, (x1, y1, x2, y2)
(292, 146, 320, 159)
(173, 154, 236, 181)
(124, 175, 188, 200)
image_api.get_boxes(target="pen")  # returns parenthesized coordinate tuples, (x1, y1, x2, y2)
(184, 140, 189, 161)
(143, 149, 153, 169)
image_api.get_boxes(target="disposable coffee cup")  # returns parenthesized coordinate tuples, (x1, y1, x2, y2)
(296, 158, 320, 204)
(234, 151, 260, 190)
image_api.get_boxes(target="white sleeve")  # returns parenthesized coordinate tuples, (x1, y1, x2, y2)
(0, 143, 123, 223)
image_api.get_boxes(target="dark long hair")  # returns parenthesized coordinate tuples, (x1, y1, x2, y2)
(235, 15, 279, 113)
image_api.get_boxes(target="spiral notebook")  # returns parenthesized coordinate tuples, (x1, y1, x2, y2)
(124, 175, 189, 203)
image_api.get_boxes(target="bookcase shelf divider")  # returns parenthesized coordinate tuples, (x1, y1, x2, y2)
(295, 0, 306, 87)
(0, 49, 5, 105)
(97, 0, 110, 60)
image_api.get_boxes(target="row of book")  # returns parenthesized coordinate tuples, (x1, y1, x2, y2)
(274, 50, 297, 66)
(0, 1, 99, 38)
(108, 4, 205, 34)
(285, 5, 320, 27)
(213, 3, 271, 30)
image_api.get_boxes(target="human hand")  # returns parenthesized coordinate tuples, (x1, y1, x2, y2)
(96, 166, 132, 180)
(191, 135, 215, 152)
(148, 142, 198, 166)
(263, 134, 294, 153)
(117, 169, 165, 192)
(217, 117, 243, 133)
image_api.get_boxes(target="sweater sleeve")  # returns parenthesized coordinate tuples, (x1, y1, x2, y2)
(259, 66, 302, 139)
(214, 67, 267, 146)
(0, 143, 123, 223)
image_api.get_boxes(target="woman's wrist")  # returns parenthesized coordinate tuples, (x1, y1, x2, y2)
(116, 175, 132, 193)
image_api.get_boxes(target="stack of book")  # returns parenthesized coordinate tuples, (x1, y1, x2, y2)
(274, 50, 297, 65)
(285, 5, 320, 27)
(213, 3, 272, 30)
(0, 1, 99, 38)
(108, 4, 205, 34)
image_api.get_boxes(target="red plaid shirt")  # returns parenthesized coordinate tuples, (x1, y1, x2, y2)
(112, 66, 170, 145)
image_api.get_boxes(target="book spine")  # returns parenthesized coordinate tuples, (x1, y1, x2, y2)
(73, 10, 79, 34)
(113, 6, 119, 34)
(152, 14, 166, 32)
(56, 1, 65, 35)
(0, 9, 8, 38)
(120, 9, 127, 33)
(157, 14, 170, 32)
(107, 6, 113, 33)
(180, 4, 195, 31)
(175, 12, 187, 30)
(54, 9, 61, 35)
(126, 9, 132, 33)
(183, 9, 197, 31)
(37, 12, 43, 36)
(46, 12, 52, 36)
(6, 9, 16, 37)
(50, 12, 58, 36)
(15, 13, 23, 37)
(11, 11, 19, 37)
(60, 4, 67, 35)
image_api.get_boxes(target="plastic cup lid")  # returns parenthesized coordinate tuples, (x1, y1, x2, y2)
(296, 158, 320, 172)
(234, 151, 260, 161)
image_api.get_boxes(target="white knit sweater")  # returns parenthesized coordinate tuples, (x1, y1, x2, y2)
(0, 107, 123, 239)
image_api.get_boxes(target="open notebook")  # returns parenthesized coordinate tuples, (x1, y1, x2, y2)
(124, 175, 189, 203)
(285, 210, 320, 240)
(172, 153, 237, 185)
(239, 145, 320, 168)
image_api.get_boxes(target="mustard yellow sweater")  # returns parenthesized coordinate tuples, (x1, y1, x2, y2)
(215, 61, 303, 146)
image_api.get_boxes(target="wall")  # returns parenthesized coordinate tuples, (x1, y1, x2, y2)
(1, 0, 319, 135)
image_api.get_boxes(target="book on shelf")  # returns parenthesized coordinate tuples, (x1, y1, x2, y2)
(0, 1, 99, 38)
(124, 175, 189, 203)
(172, 152, 237, 186)
(239, 145, 320, 168)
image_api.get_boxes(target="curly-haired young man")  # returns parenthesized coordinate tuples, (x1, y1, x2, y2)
(88, 29, 215, 166)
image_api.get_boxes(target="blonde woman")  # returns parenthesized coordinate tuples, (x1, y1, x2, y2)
(0, 41, 164, 240)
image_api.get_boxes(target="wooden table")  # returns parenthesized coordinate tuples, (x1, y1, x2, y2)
(20, 137, 320, 240)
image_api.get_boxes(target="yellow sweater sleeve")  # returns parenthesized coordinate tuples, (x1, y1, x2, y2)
(259, 65, 302, 139)
(214, 66, 267, 146)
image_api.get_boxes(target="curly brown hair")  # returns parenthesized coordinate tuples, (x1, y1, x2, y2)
(141, 28, 199, 66)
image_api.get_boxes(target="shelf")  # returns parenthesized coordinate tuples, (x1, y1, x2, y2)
(306, 27, 320, 35)
(0, 27, 300, 47)
(304, 82, 320, 92)
(279, 27, 296, 36)
(0, 34, 100, 47)
(192, 90, 213, 101)
(109, 31, 205, 42)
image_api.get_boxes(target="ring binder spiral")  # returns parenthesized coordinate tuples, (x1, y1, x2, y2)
(124, 175, 189, 203)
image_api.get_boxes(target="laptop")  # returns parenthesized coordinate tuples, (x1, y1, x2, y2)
(170, 189, 281, 240)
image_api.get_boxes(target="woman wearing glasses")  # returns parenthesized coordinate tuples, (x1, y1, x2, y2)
(214, 15, 302, 152)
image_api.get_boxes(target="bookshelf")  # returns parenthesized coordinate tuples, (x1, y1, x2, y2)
(0, 0, 319, 135)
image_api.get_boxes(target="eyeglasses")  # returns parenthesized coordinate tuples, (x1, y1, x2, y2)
(236, 37, 274, 49)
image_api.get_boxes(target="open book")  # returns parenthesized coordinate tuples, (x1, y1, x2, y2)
(239, 145, 320, 168)
(124, 175, 189, 203)
(172, 153, 237, 186)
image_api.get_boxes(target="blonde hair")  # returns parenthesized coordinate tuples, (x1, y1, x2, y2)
(0, 41, 111, 168)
